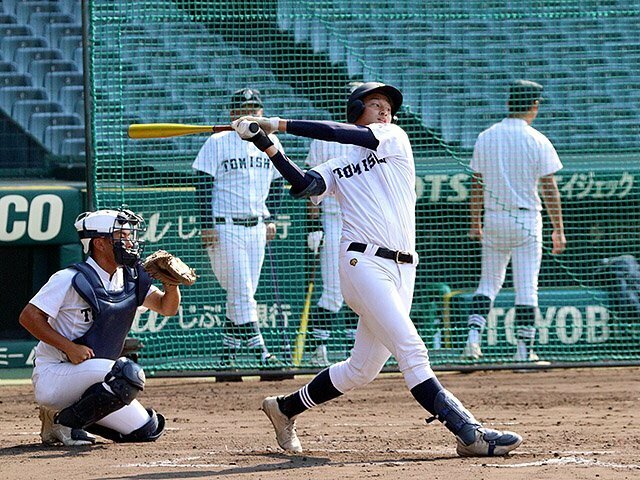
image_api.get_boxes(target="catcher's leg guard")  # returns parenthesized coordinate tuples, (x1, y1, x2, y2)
(56, 358, 145, 429)
(87, 408, 165, 443)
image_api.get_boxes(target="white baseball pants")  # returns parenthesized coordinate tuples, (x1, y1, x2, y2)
(328, 243, 434, 392)
(33, 359, 150, 434)
(476, 210, 543, 306)
(207, 222, 266, 325)
(317, 213, 344, 313)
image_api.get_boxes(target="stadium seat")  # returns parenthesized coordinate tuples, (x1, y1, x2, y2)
(0, 60, 17, 72)
(29, 59, 76, 85)
(29, 111, 81, 142)
(0, 13, 18, 23)
(58, 35, 82, 61)
(60, 137, 85, 156)
(43, 70, 83, 101)
(44, 124, 85, 154)
(14, 47, 62, 72)
(27, 12, 75, 37)
(58, 84, 83, 114)
(263, 95, 312, 113)
(0, 86, 46, 112)
(0, 71, 32, 88)
(15, 1, 61, 23)
(44, 23, 82, 49)
(1, 35, 47, 61)
(11, 99, 62, 128)
(0, 23, 33, 37)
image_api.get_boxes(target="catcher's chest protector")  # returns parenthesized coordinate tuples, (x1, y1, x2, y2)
(71, 262, 152, 360)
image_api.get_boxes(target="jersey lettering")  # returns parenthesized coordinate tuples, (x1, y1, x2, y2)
(332, 153, 386, 179)
(221, 157, 271, 172)
(80, 307, 94, 323)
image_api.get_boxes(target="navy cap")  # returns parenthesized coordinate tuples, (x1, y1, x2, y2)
(508, 80, 544, 112)
(230, 88, 263, 110)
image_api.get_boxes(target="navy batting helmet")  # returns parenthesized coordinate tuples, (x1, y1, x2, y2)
(346, 82, 403, 123)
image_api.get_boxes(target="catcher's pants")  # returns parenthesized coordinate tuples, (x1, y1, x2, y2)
(208, 221, 266, 325)
(476, 210, 542, 306)
(328, 242, 434, 392)
(33, 359, 151, 434)
(317, 212, 344, 313)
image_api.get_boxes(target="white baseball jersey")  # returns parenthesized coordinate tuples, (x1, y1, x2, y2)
(471, 118, 562, 211)
(192, 131, 282, 218)
(30, 257, 157, 365)
(305, 140, 352, 217)
(311, 123, 416, 253)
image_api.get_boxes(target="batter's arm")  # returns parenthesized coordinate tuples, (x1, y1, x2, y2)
(540, 174, 566, 254)
(469, 173, 484, 241)
(19, 303, 94, 364)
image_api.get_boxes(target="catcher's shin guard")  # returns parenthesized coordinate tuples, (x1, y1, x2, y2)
(87, 408, 166, 443)
(56, 358, 145, 429)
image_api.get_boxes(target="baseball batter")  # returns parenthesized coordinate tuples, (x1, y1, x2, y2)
(193, 88, 284, 367)
(462, 80, 566, 362)
(232, 82, 523, 457)
(19, 208, 176, 445)
(304, 139, 358, 366)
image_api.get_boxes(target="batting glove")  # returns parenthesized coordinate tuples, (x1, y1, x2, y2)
(232, 120, 275, 152)
(236, 116, 281, 135)
(307, 230, 324, 254)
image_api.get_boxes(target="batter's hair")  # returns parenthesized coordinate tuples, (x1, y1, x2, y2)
(508, 79, 544, 114)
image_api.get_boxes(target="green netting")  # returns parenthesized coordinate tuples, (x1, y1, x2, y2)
(88, 0, 640, 373)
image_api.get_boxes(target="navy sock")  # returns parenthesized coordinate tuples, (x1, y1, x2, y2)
(277, 369, 342, 418)
(410, 377, 445, 416)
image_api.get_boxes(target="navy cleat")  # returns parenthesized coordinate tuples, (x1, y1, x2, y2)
(456, 427, 522, 457)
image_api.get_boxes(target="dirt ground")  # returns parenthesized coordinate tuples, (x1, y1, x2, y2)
(1, 367, 639, 480)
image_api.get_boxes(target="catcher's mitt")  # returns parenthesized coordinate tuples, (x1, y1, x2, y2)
(143, 250, 197, 286)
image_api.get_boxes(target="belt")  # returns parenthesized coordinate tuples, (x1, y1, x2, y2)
(214, 217, 260, 227)
(347, 242, 414, 264)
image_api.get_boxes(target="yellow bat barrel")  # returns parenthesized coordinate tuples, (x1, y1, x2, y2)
(128, 123, 226, 139)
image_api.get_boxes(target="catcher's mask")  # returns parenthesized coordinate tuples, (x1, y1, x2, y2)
(74, 207, 146, 267)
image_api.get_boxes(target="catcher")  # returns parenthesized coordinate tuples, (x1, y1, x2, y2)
(19, 207, 195, 446)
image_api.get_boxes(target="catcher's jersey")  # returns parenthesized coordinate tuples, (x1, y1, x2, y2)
(29, 257, 157, 364)
(305, 139, 352, 216)
(471, 117, 562, 212)
(311, 123, 416, 253)
(192, 131, 283, 218)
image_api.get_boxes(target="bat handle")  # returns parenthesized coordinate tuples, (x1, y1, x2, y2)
(249, 122, 260, 134)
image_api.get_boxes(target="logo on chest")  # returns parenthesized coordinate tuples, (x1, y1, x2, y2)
(332, 152, 387, 179)
(80, 307, 95, 323)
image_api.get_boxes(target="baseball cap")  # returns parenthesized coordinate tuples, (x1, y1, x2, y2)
(508, 80, 544, 112)
(229, 88, 263, 110)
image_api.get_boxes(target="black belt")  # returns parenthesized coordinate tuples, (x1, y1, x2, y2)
(214, 217, 260, 227)
(347, 242, 414, 264)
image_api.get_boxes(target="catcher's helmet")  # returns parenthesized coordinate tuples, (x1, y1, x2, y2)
(346, 82, 403, 123)
(75, 207, 145, 266)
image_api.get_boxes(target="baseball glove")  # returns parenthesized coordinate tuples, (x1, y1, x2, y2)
(142, 250, 197, 286)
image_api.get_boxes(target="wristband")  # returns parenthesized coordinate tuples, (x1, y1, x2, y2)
(251, 130, 274, 151)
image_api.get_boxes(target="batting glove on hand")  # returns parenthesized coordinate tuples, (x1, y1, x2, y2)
(307, 230, 324, 254)
(232, 119, 261, 140)
(236, 116, 281, 135)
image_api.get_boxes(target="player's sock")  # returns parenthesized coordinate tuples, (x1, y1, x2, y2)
(409, 376, 444, 414)
(515, 305, 537, 358)
(466, 295, 491, 343)
(276, 368, 342, 418)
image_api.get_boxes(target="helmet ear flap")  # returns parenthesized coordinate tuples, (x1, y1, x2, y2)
(346, 98, 365, 123)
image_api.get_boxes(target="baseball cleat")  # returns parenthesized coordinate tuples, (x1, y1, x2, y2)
(462, 342, 483, 360)
(50, 423, 96, 446)
(261, 396, 302, 453)
(456, 427, 522, 457)
(39, 405, 58, 445)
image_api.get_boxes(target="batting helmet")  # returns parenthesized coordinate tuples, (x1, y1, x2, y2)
(75, 207, 145, 266)
(346, 82, 403, 123)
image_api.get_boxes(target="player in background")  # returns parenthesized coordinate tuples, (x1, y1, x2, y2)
(462, 80, 566, 362)
(304, 138, 358, 366)
(19, 208, 176, 446)
(193, 88, 285, 367)
(232, 82, 523, 457)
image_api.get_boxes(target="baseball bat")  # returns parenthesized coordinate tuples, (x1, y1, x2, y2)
(293, 254, 319, 366)
(128, 123, 233, 139)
